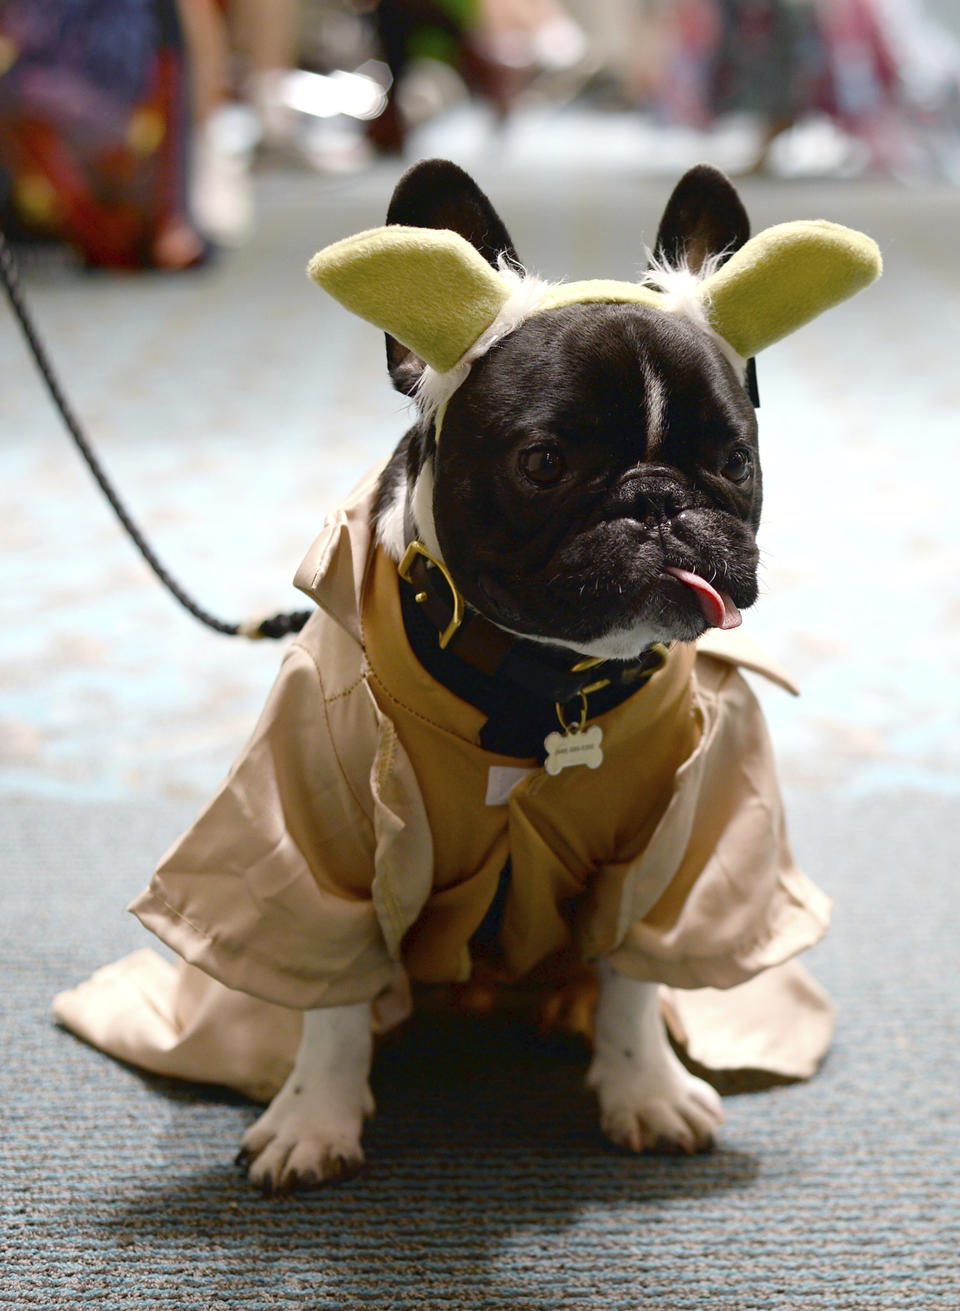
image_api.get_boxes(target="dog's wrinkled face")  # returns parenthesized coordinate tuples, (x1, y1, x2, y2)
(376, 159, 764, 661)
(432, 301, 761, 659)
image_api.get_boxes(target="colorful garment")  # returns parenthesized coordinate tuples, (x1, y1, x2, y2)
(0, 0, 202, 268)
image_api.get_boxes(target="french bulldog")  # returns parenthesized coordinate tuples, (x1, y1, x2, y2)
(65, 157, 873, 1194)
(236, 159, 771, 1191)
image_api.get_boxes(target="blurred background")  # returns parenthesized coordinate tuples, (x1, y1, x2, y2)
(1, 0, 959, 803)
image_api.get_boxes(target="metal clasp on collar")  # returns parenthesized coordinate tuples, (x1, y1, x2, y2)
(398, 540, 465, 650)
(554, 642, 670, 734)
(555, 655, 610, 732)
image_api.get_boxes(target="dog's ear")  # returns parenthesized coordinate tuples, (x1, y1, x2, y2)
(654, 165, 757, 399)
(386, 159, 519, 267)
(384, 160, 520, 395)
(653, 164, 750, 274)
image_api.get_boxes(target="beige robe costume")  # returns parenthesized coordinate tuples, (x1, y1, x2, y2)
(54, 466, 834, 1103)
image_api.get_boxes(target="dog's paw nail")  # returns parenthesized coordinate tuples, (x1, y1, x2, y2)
(664, 1133, 695, 1157)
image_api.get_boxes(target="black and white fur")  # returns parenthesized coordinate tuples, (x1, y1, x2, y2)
(241, 161, 763, 1191)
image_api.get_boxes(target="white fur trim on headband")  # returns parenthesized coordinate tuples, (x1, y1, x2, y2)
(642, 252, 748, 381)
(415, 260, 550, 427)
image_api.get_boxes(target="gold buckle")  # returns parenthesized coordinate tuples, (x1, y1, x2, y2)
(398, 540, 465, 650)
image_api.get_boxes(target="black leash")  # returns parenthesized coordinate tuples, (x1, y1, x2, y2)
(0, 227, 311, 640)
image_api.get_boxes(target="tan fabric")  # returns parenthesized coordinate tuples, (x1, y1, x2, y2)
(52, 952, 414, 1103)
(52, 950, 832, 1105)
(53, 465, 835, 1091)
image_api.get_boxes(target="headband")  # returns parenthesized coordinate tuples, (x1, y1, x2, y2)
(308, 219, 882, 423)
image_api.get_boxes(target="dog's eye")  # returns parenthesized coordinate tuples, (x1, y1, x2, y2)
(520, 443, 566, 487)
(721, 447, 753, 485)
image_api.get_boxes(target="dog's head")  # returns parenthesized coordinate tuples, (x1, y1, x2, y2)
(310, 160, 880, 660)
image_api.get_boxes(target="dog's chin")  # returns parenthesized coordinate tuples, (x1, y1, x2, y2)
(474, 577, 723, 660)
(500, 619, 683, 662)
(573, 612, 707, 659)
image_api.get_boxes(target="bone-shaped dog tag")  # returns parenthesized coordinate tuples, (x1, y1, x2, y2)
(543, 724, 604, 776)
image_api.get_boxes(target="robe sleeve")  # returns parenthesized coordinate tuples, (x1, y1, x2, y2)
(130, 632, 400, 1010)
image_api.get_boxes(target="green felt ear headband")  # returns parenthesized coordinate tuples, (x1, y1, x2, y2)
(307, 217, 881, 381)
(308, 225, 513, 374)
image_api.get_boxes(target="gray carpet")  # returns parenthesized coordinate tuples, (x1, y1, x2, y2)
(3, 789, 958, 1309)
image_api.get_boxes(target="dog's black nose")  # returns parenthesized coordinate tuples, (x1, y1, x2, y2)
(622, 472, 689, 526)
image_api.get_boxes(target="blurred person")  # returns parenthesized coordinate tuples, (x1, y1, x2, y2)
(812, 0, 918, 172)
(474, 0, 587, 75)
(174, 0, 301, 244)
(175, 0, 245, 244)
(645, 0, 823, 167)
(230, 0, 301, 149)
(366, 0, 470, 153)
(365, 0, 585, 153)
(762, 0, 959, 174)
(650, 0, 722, 128)
(642, 0, 958, 174)
(0, 0, 206, 269)
(562, 0, 666, 106)
(711, 0, 825, 168)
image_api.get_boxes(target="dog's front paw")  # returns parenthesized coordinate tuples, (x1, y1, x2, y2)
(587, 1052, 724, 1156)
(238, 1000, 375, 1194)
(239, 1077, 374, 1194)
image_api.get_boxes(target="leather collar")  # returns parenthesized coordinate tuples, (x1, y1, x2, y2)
(397, 541, 669, 738)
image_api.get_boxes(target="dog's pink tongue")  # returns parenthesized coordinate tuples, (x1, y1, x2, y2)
(665, 566, 742, 630)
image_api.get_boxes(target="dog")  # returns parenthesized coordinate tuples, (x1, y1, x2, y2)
(54, 159, 880, 1192)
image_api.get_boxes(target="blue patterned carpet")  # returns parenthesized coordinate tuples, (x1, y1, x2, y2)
(2, 110, 959, 1308)
(4, 791, 958, 1309)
